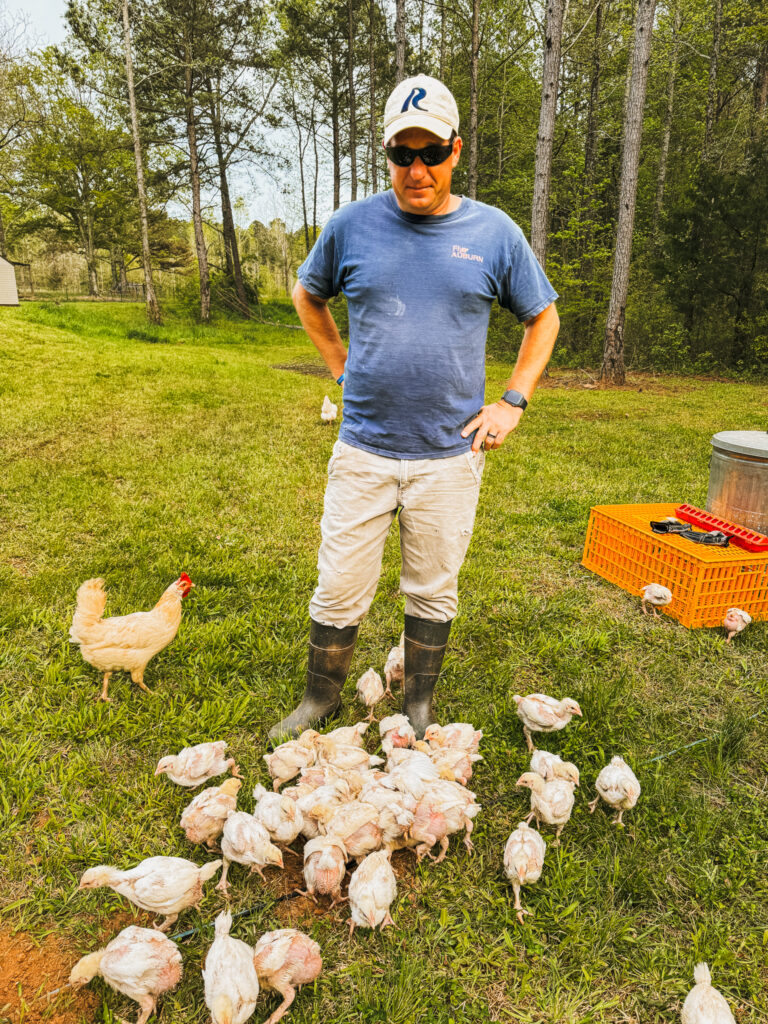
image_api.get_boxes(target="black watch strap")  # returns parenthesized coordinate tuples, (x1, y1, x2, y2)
(501, 388, 528, 411)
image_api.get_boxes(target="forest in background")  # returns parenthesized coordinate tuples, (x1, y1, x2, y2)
(0, 0, 766, 380)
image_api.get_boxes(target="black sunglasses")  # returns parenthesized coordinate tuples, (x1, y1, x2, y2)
(384, 140, 455, 167)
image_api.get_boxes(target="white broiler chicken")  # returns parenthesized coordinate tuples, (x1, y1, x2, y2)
(503, 821, 546, 924)
(681, 963, 735, 1024)
(516, 771, 575, 845)
(69, 926, 182, 1024)
(640, 583, 673, 616)
(296, 778, 353, 840)
(252, 784, 304, 848)
(589, 756, 641, 825)
(408, 779, 480, 862)
(218, 811, 284, 894)
(723, 607, 751, 643)
(383, 634, 404, 695)
(324, 721, 370, 747)
(424, 722, 483, 754)
(356, 667, 386, 721)
(316, 800, 382, 860)
(320, 395, 337, 423)
(181, 778, 242, 850)
(316, 736, 384, 773)
(78, 856, 221, 932)
(426, 745, 482, 786)
(358, 779, 415, 852)
(155, 740, 240, 788)
(348, 850, 397, 935)
(300, 834, 348, 906)
(383, 749, 442, 801)
(379, 713, 416, 755)
(203, 911, 260, 1024)
(70, 574, 194, 701)
(513, 693, 583, 752)
(530, 751, 580, 786)
(252, 929, 322, 1024)
(264, 731, 320, 790)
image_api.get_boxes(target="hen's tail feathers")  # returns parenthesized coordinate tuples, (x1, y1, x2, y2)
(214, 909, 233, 937)
(693, 962, 712, 986)
(69, 578, 108, 643)
(199, 859, 223, 883)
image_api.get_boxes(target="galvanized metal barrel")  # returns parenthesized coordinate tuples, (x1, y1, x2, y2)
(707, 431, 768, 534)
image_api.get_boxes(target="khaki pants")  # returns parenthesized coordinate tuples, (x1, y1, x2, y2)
(309, 440, 485, 627)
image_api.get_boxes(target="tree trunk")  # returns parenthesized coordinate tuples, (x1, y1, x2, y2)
(118, 246, 128, 292)
(347, 0, 357, 202)
(312, 106, 319, 242)
(439, 1, 447, 79)
(369, 0, 378, 192)
(395, 0, 406, 83)
(294, 97, 310, 253)
(530, 0, 566, 266)
(206, 77, 249, 314)
(467, 0, 480, 199)
(185, 55, 210, 322)
(331, 37, 341, 211)
(703, 0, 722, 158)
(652, 3, 680, 236)
(0, 205, 7, 259)
(121, 0, 161, 324)
(583, 0, 604, 188)
(753, 41, 768, 132)
(601, 0, 657, 385)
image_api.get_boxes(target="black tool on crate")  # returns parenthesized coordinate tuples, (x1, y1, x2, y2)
(650, 518, 730, 546)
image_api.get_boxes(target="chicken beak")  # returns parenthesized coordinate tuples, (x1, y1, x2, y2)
(515, 775, 527, 788)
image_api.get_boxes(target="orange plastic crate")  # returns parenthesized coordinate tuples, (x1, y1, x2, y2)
(582, 503, 768, 628)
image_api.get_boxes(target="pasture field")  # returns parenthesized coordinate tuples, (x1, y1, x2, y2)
(0, 301, 766, 1024)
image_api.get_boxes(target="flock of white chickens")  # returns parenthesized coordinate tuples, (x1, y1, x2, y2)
(64, 576, 744, 1023)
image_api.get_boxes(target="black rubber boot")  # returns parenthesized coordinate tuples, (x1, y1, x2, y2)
(268, 620, 359, 744)
(402, 613, 453, 740)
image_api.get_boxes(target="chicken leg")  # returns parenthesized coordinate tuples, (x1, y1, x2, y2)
(98, 672, 112, 702)
(134, 996, 157, 1024)
(512, 882, 532, 924)
(523, 727, 535, 753)
(264, 979, 296, 1024)
(131, 669, 152, 694)
(588, 796, 600, 813)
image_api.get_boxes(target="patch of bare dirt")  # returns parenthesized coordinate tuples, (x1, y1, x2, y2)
(0, 927, 100, 1024)
(537, 370, 702, 396)
(272, 362, 329, 378)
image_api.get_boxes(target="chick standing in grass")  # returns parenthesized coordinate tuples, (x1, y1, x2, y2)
(383, 634, 404, 694)
(723, 607, 751, 643)
(69, 926, 182, 1024)
(320, 395, 337, 423)
(78, 856, 222, 932)
(681, 963, 735, 1024)
(516, 771, 575, 845)
(348, 850, 397, 935)
(300, 834, 348, 906)
(217, 811, 284, 894)
(640, 583, 672, 616)
(155, 740, 241, 787)
(180, 777, 242, 849)
(503, 821, 546, 924)
(356, 667, 386, 720)
(530, 751, 580, 786)
(588, 756, 640, 825)
(203, 911, 260, 1024)
(513, 694, 583, 752)
(252, 929, 323, 1024)
(252, 784, 305, 848)
(264, 732, 320, 790)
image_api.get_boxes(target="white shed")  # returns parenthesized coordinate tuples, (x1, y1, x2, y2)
(0, 256, 19, 305)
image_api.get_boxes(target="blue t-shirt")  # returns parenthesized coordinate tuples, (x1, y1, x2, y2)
(297, 190, 557, 459)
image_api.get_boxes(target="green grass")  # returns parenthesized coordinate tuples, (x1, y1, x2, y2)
(1, 301, 766, 1023)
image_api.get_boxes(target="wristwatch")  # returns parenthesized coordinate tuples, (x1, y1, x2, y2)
(501, 388, 528, 411)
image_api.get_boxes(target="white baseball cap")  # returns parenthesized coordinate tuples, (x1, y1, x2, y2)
(383, 74, 460, 145)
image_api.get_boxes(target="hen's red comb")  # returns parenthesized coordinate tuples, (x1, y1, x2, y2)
(179, 572, 193, 585)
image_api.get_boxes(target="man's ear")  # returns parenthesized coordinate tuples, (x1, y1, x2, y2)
(451, 136, 463, 168)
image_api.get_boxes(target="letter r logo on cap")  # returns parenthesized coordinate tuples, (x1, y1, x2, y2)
(401, 87, 427, 112)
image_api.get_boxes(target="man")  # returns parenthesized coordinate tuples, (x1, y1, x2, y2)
(269, 74, 559, 743)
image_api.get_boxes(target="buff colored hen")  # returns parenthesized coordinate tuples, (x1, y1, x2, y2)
(69, 926, 182, 1024)
(252, 784, 304, 847)
(513, 693, 583, 752)
(503, 821, 546, 924)
(252, 929, 322, 1024)
(218, 811, 284, 894)
(356, 667, 386, 720)
(589, 756, 641, 825)
(78, 856, 221, 932)
(264, 732, 320, 790)
(203, 911, 260, 1024)
(70, 574, 194, 701)
(516, 771, 575, 845)
(348, 850, 397, 935)
(681, 963, 735, 1024)
(301, 834, 348, 906)
(155, 740, 240, 788)
(180, 778, 242, 849)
